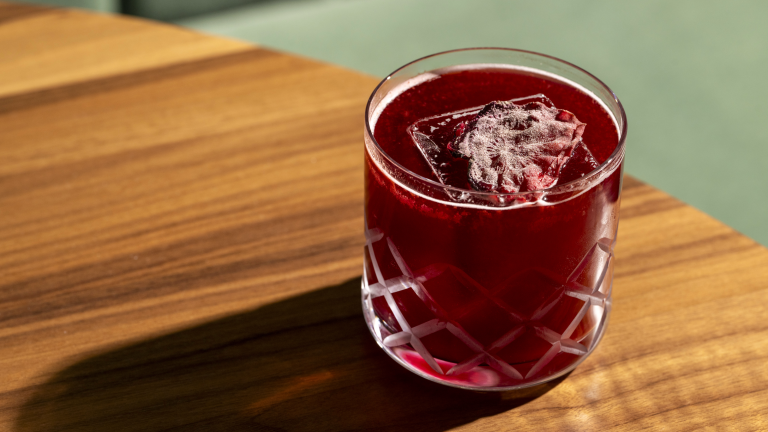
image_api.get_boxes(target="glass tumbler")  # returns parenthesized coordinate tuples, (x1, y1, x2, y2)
(362, 48, 627, 390)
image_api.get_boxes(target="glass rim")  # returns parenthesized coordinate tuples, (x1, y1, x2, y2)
(364, 47, 628, 199)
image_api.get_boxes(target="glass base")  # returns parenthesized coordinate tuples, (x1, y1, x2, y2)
(362, 276, 611, 391)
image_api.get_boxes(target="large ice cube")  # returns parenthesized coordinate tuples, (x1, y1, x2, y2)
(408, 95, 555, 191)
(408, 94, 590, 196)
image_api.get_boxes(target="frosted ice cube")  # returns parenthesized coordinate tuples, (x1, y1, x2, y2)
(408, 93, 598, 200)
(451, 99, 586, 193)
(408, 94, 580, 197)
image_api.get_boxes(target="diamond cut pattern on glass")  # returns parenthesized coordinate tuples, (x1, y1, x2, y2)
(363, 217, 615, 382)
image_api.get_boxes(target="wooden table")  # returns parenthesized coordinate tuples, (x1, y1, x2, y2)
(2, 3, 767, 431)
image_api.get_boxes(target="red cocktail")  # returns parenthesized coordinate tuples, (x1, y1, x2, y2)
(363, 49, 626, 390)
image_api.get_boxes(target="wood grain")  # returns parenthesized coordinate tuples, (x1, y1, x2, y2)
(1, 3, 767, 430)
(0, 2, 51, 24)
(0, 5, 251, 98)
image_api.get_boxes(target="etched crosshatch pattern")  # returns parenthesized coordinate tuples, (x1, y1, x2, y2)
(362, 217, 616, 389)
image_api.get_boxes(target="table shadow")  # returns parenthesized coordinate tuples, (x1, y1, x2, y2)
(15, 277, 564, 432)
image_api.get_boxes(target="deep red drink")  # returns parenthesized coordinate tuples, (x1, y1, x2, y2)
(363, 49, 626, 390)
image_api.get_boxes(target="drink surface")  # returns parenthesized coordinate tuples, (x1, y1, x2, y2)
(373, 66, 619, 190)
(364, 66, 622, 387)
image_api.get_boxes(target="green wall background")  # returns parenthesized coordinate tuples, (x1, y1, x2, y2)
(12, 0, 117, 12)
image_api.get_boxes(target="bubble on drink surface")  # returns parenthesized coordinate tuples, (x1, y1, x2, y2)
(448, 101, 586, 193)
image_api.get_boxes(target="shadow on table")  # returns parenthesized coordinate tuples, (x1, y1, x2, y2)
(15, 277, 563, 432)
